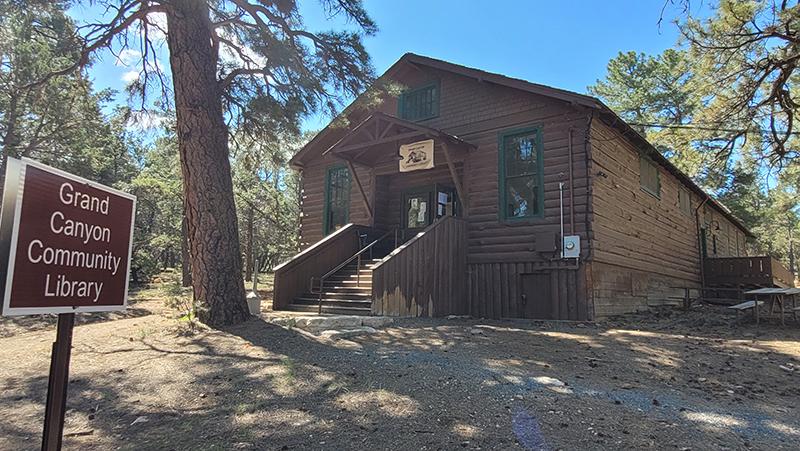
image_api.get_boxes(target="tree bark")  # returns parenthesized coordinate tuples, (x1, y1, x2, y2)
(181, 212, 192, 288)
(789, 227, 796, 277)
(0, 92, 21, 199)
(165, 0, 249, 326)
(244, 205, 254, 282)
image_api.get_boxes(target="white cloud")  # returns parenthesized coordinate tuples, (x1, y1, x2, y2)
(121, 70, 140, 84)
(115, 49, 142, 67)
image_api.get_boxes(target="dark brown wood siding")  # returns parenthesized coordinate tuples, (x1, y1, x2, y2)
(296, 66, 595, 319)
(298, 154, 375, 249)
(294, 61, 754, 319)
(588, 119, 750, 316)
(466, 263, 590, 320)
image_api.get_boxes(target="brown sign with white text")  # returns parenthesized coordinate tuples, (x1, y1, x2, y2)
(1, 159, 136, 315)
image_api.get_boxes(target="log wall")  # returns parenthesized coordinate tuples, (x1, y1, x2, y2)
(588, 119, 749, 316)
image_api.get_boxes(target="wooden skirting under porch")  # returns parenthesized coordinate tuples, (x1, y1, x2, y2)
(372, 216, 468, 317)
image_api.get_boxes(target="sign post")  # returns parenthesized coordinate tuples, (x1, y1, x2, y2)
(42, 312, 74, 451)
(0, 158, 136, 451)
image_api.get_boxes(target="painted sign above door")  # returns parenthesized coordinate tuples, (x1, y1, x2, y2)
(399, 139, 434, 172)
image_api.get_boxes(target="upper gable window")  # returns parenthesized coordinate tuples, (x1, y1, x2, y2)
(639, 155, 660, 198)
(398, 82, 439, 121)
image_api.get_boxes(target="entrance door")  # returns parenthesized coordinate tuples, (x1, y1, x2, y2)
(402, 190, 431, 235)
(401, 185, 458, 240)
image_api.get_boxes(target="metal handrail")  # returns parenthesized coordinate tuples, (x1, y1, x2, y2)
(312, 228, 396, 314)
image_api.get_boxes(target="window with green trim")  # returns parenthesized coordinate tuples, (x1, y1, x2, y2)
(499, 127, 544, 220)
(639, 155, 660, 198)
(398, 82, 439, 121)
(323, 165, 350, 235)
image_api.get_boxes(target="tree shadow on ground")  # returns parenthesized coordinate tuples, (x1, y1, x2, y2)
(0, 301, 153, 339)
(1, 310, 799, 450)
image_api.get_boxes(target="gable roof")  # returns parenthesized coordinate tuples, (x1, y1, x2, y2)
(292, 52, 753, 237)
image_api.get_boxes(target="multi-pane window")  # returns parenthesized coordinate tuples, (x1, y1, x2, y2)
(499, 127, 543, 219)
(436, 189, 456, 218)
(399, 83, 439, 121)
(678, 188, 691, 215)
(324, 165, 350, 235)
(640, 155, 660, 198)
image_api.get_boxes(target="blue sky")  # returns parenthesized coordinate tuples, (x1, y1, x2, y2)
(74, 0, 708, 132)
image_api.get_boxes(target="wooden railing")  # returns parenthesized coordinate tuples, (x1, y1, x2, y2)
(769, 257, 796, 288)
(704, 255, 794, 288)
(371, 216, 467, 317)
(272, 224, 364, 310)
(310, 228, 396, 313)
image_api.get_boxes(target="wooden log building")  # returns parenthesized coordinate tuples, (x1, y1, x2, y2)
(273, 53, 793, 320)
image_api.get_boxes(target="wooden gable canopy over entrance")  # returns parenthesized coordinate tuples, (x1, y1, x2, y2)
(322, 112, 474, 222)
(323, 112, 473, 165)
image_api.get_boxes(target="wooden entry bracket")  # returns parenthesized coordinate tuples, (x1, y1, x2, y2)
(345, 159, 373, 222)
(441, 142, 468, 216)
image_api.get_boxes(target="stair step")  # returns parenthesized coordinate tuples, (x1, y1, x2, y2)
(314, 287, 371, 293)
(327, 272, 373, 277)
(323, 279, 372, 285)
(299, 292, 372, 301)
(293, 297, 372, 307)
(285, 304, 371, 315)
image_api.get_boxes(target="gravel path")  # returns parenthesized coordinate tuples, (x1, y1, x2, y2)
(1, 292, 798, 450)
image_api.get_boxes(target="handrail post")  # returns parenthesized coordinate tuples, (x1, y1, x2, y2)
(357, 253, 361, 286)
(683, 287, 690, 311)
(318, 278, 324, 314)
(394, 228, 398, 250)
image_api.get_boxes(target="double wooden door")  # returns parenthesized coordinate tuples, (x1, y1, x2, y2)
(400, 184, 458, 241)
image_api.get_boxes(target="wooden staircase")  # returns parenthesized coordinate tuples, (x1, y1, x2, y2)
(285, 260, 378, 315)
(286, 234, 395, 315)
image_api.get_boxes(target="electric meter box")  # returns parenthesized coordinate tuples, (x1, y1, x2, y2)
(562, 235, 580, 259)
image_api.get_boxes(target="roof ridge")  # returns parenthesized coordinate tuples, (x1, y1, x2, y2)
(291, 52, 753, 236)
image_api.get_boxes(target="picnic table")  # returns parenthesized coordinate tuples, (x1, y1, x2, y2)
(744, 287, 800, 325)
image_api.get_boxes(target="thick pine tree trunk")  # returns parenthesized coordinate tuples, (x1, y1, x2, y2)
(245, 205, 254, 282)
(181, 212, 192, 288)
(165, 0, 249, 326)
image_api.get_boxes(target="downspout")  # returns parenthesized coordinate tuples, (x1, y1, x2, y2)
(568, 127, 576, 234)
(559, 182, 565, 258)
(695, 196, 710, 292)
(583, 112, 594, 262)
(583, 111, 595, 320)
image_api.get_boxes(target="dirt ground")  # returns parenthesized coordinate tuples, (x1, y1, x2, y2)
(1, 281, 799, 450)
